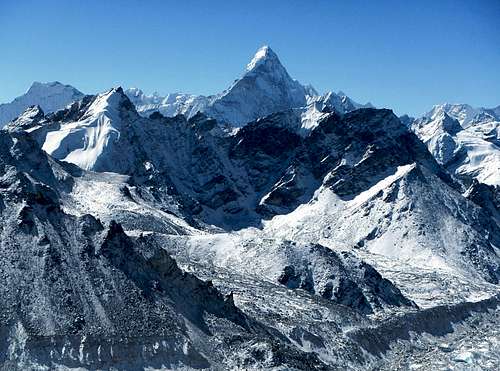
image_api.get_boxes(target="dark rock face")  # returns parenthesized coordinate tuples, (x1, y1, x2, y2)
(50, 95, 96, 123)
(278, 265, 313, 291)
(440, 113, 463, 136)
(2, 93, 500, 368)
(8, 98, 500, 284)
(466, 180, 500, 219)
(229, 118, 302, 201)
(276, 243, 415, 314)
(306, 109, 453, 199)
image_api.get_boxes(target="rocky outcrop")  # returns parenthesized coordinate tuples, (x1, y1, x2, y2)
(277, 243, 415, 314)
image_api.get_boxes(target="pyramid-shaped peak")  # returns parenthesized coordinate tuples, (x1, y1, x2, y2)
(436, 111, 463, 135)
(246, 45, 282, 72)
(85, 86, 136, 116)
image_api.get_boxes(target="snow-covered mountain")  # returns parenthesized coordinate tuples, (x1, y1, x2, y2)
(4, 91, 500, 368)
(0, 81, 84, 127)
(1, 47, 500, 369)
(0, 47, 369, 133)
(425, 103, 500, 128)
(411, 103, 500, 186)
(125, 87, 208, 119)
(125, 46, 369, 129)
(205, 45, 316, 126)
(10, 87, 500, 283)
(0, 129, 338, 369)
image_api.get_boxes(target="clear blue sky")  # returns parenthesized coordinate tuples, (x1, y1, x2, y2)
(1, 0, 499, 116)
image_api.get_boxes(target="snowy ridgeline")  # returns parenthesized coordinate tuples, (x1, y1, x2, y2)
(0, 81, 84, 126)
(0, 46, 499, 370)
(410, 103, 500, 186)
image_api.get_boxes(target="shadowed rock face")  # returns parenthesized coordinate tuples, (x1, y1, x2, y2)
(305, 109, 454, 198)
(8, 96, 500, 277)
(276, 243, 416, 314)
(466, 180, 500, 214)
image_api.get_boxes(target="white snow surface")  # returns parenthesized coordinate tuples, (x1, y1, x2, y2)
(125, 87, 209, 119)
(412, 105, 500, 185)
(425, 103, 499, 128)
(2, 48, 500, 371)
(0, 81, 84, 127)
(42, 88, 124, 170)
(455, 122, 500, 185)
(262, 163, 498, 282)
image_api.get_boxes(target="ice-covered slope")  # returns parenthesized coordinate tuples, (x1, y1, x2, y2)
(153, 232, 415, 315)
(0, 81, 84, 127)
(41, 87, 130, 170)
(4, 124, 484, 371)
(412, 105, 500, 186)
(258, 110, 500, 285)
(0, 129, 341, 369)
(263, 162, 500, 283)
(204, 45, 316, 126)
(19, 88, 257, 228)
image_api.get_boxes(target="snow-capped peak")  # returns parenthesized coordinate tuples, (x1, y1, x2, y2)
(27, 81, 73, 94)
(0, 81, 84, 127)
(121, 46, 366, 129)
(5, 105, 45, 133)
(427, 103, 481, 128)
(125, 87, 145, 99)
(87, 86, 132, 115)
(245, 45, 280, 71)
(42, 87, 134, 171)
(18, 104, 44, 120)
(242, 45, 294, 83)
(425, 110, 463, 136)
(204, 45, 317, 126)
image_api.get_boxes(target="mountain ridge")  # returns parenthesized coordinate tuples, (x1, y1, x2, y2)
(0, 81, 84, 127)
(1, 46, 500, 370)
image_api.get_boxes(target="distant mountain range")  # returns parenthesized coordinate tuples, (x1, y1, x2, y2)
(410, 103, 500, 186)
